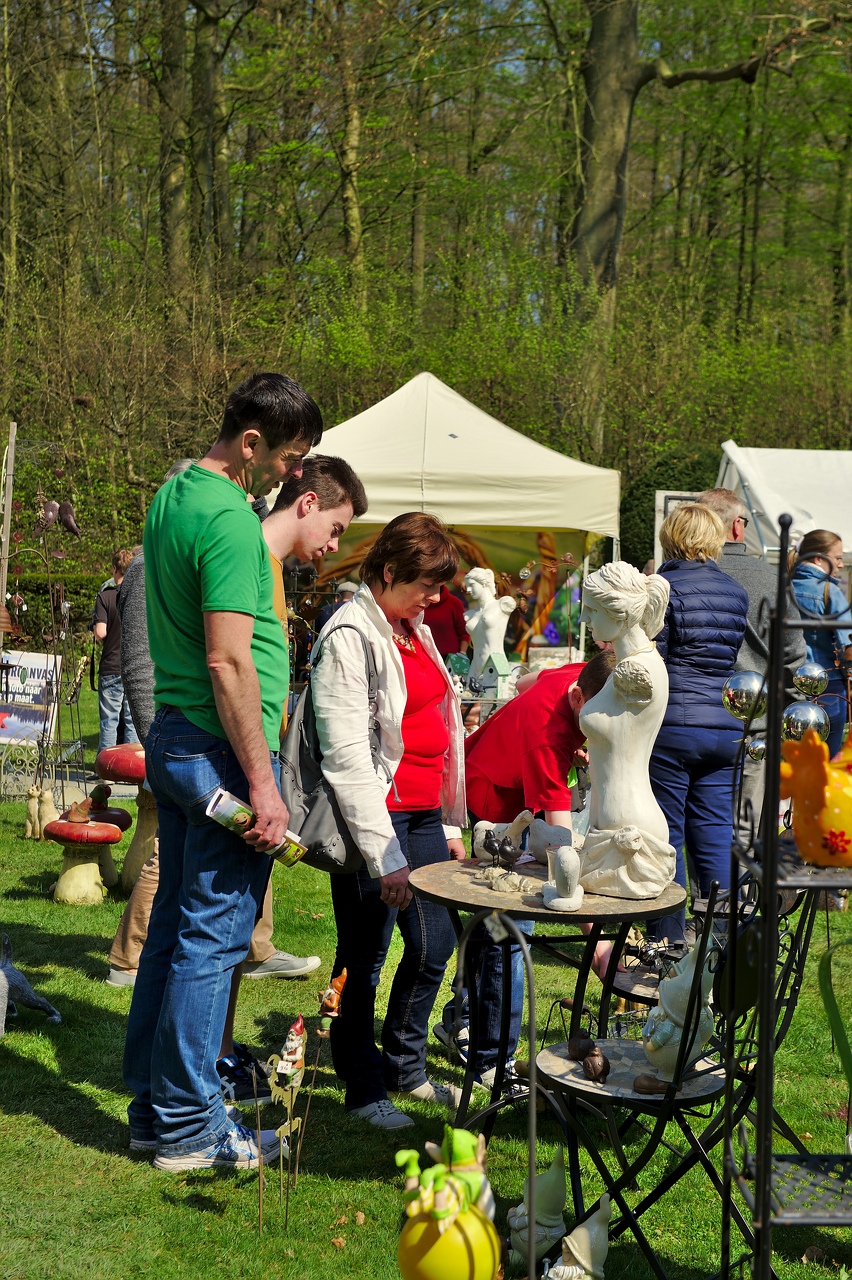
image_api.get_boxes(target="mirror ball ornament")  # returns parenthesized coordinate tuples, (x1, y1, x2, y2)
(781, 702, 830, 743)
(747, 738, 767, 762)
(792, 662, 829, 698)
(722, 671, 767, 722)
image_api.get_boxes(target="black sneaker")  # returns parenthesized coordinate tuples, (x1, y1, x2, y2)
(217, 1052, 272, 1105)
(233, 1042, 271, 1081)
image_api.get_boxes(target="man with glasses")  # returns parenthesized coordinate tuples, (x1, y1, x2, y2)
(699, 489, 805, 842)
(122, 373, 323, 1172)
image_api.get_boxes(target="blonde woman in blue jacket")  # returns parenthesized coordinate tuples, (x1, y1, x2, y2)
(648, 503, 748, 943)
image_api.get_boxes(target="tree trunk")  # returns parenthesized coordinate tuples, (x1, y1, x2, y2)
(1, 0, 18, 421)
(830, 122, 851, 341)
(332, 2, 365, 312)
(159, 0, 190, 305)
(410, 85, 427, 307)
(213, 45, 233, 292)
(734, 85, 753, 334)
(190, 0, 217, 300)
(571, 0, 644, 291)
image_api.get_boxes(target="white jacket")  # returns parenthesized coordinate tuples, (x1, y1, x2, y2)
(310, 583, 466, 878)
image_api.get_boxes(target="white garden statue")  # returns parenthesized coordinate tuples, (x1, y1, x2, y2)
(575, 562, 676, 900)
(463, 567, 516, 680)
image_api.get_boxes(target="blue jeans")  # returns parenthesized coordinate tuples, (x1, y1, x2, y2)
(648, 725, 739, 942)
(329, 808, 456, 1109)
(819, 671, 849, 759)
(98, 672, 139, 753)
(441, 809, 533, 1076)
(123, 708, 277, 1151)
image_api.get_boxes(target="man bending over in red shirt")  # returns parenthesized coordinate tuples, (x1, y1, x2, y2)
(435, 648, 616, 1088)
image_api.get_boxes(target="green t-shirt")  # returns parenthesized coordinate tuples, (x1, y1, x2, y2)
(143, 464, 288, 750)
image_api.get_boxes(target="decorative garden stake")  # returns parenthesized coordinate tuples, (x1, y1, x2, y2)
(295, 971, 347, 1185)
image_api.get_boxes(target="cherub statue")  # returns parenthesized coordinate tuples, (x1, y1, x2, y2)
(576, 563, 677, 899)
(463, 567, 516, 680)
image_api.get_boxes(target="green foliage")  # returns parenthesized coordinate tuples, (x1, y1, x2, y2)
(620, 444, 721, 569)
(7, 574, 104, 653)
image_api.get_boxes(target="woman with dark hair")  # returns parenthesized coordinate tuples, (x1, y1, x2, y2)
(311, 513, 466, 1130)
(790, 529, 851, 758)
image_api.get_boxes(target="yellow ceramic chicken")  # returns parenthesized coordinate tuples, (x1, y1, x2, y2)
(780, 728, 852, 867)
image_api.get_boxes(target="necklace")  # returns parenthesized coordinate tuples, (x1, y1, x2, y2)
(392, 626, 416, 652)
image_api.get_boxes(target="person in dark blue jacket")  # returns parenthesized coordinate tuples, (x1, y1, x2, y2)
(649, 502, 748, 942)
(789, 529, 851, 759)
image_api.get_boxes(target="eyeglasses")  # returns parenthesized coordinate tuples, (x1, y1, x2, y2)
(737, 515, 749, 528)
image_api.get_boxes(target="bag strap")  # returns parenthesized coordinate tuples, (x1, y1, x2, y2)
(308, 623, 380, 756)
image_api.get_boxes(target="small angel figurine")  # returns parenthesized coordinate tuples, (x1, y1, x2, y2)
(463, 567, 516, 680)
(576, 563, 677, 899)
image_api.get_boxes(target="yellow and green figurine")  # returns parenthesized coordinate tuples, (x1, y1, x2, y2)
(396, 1129, 501, 1280)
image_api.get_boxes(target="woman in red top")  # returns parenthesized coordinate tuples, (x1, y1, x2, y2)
(313, 514, 466, 1131)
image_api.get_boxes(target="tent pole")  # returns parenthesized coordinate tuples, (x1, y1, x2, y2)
(578, 553, 590, 657)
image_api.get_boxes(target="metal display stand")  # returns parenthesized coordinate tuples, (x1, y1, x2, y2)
(721, 514, 852, 1279)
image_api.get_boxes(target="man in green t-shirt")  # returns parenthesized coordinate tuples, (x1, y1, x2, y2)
(123, 372, 323, 1172)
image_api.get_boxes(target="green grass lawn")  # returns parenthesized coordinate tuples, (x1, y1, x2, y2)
(1, 795, 850, 1280)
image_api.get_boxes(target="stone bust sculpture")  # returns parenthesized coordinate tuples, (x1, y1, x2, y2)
(576, 562, 677, 899)
(463, 567, 516, 679)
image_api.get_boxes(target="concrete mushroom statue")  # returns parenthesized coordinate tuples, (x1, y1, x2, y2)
(96, 744, 157, 892)
(44, 800, 124, 905)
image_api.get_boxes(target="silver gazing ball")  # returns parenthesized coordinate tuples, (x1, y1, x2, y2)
(781, 701, 830, 743)
(519, 567, 531, 581)
(722, 671, 767, 722)
(746, 738, 766, 762)
(792, 662, 828, 698)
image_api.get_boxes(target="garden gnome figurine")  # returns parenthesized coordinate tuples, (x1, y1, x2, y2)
(508, 1144, 567, 1264)
(425, 1125, 495, 1220)
(25, 784, 40, 839)
(463, 567, 516, 680)
(642, 946, 715, 1081)
(576, 563, 676, 899)
(545, 1195, 611, 1279)
(272, 1015, 307, 1093)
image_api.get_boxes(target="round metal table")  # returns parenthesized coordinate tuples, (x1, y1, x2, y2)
(409, 859, 686, 1128)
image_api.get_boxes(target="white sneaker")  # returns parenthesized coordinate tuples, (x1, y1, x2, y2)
(242, 952, 321, 979)
(398, 1078, 462, 1111)
(347, 1099, 415, 1130)
(153, 1123, 281, 1171)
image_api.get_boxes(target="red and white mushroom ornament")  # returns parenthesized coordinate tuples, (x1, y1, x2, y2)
(45, 800, 124, 906)
(95, 744, 158, 893)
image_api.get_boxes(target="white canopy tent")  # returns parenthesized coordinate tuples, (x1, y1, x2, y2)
(716, 441, 852, 564)
(316, 371, 620, 539)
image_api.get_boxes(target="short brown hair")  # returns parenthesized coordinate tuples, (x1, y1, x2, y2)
(112, 549, 134, 577)
(577, 649, 616, 700)
(360, 513, 458, 589)
(659, 503, 726, 563)
(273, 454, 368, 518)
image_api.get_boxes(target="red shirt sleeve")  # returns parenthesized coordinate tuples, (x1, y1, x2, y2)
(518, 685, 585, 813)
